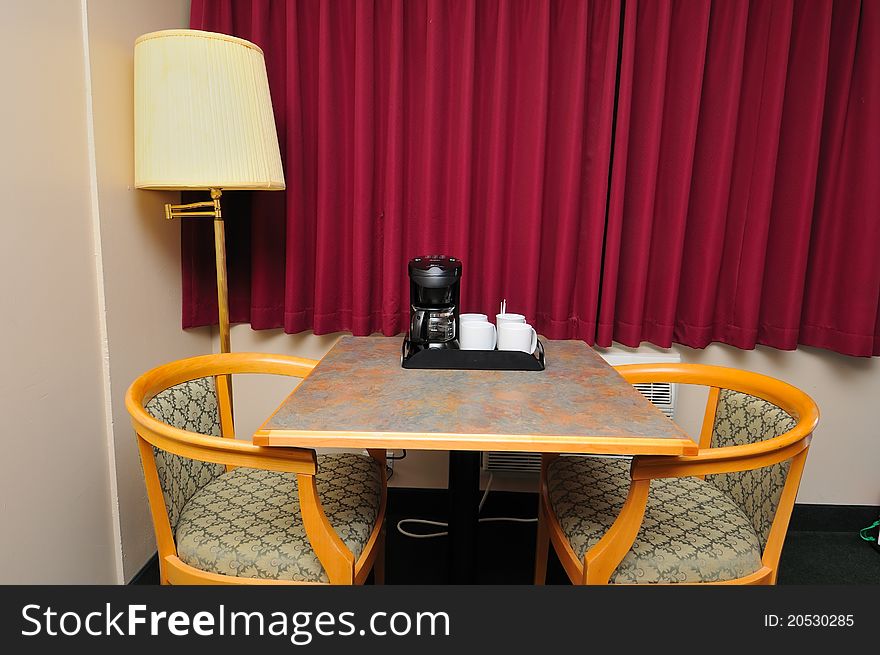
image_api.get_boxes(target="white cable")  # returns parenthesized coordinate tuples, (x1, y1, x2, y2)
(396, 473, 537, 539)
(396, 519, 449, 539)
(478, 473, 493, 512)
(396, 515, 538, 539)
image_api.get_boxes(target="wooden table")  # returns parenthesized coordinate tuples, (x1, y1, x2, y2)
(254, 336, 696, 582)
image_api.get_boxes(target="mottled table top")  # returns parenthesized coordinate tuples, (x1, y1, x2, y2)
(254, 336, 696, 455)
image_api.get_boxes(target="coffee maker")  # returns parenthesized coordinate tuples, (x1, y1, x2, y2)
(407, 255, 462, 349)
(401, 254, 544, 370)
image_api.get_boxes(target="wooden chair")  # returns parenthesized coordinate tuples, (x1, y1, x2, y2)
(534, 364, 819, 585)
(126, 352, 387, 585)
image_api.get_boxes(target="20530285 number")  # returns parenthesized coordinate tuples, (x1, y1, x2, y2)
(764, 614, 854, 627)
(788, 615, 854, 627)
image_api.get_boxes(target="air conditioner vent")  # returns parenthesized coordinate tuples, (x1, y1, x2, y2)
(481, 348, 681, 474)
(632, 382, 675, 419)
(482, 451, 543, 473)
(632, 382, 672, 405)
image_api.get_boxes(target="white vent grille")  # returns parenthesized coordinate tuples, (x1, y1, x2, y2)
(481, 451, 543, 473)
(632, 382, 675, 419)
(481, 348, 681, 474)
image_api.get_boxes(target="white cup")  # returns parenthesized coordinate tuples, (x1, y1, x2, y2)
(460, 321, 497, 350)
(497, 322, 537, 354)
(460, 313, 489, 323)
(496, 313, 526, 326)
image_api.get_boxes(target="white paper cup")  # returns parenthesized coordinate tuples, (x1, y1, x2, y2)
(460, 321, 497, 350)
(497, 322, 537, 354)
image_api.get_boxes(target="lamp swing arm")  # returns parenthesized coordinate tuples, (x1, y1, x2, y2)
(164, 188, 223, 220)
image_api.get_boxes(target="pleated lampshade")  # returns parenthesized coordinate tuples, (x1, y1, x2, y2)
(134, 29, 285, 190)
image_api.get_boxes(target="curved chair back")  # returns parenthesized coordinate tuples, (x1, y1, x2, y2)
(127, 352, 319, 475)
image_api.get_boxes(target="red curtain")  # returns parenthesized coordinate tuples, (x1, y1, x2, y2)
(185, 0, 621, 341)
(597, 0, 880, 356)
(185, 0, 880, 357)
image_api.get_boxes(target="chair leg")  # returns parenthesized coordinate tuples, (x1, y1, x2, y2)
(373, 523, 386, 585)
(534, 499, 550, 585)
(158, 558, 169, 586)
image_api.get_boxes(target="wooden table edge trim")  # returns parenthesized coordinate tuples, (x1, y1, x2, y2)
(252, 429, 698, 456)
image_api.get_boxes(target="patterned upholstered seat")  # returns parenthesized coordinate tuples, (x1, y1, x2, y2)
(175, 453, 382, 583)
(548, 456, 763, 584)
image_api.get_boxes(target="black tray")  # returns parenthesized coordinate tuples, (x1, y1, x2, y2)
(401, 337, 545, 370)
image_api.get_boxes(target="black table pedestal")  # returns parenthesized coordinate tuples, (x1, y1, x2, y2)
(447, 450, 481, 583)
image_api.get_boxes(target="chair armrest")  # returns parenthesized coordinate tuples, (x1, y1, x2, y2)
(613, 362, 818, 481)
(129, 352, 320, 404)
(296, 473, 356, 584)
(127, 352, 326, 473)
(133, 417, 318, 474)
(631, 431, 812, 481)
(614, 363, 818, 424)
(582, 477, 651, 584)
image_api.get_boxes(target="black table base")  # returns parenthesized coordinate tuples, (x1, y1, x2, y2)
(447, 450, 482, 583)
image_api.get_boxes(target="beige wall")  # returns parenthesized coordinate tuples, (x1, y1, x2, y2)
(0, 1, 117, 583)
(0, 0, 195, 582)
(676, 342, 880, 506)
(227, 326, 880, 506)
(85, 0, 201, 582)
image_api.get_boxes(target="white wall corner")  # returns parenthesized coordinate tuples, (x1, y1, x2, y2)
(80, 0, 125, 585)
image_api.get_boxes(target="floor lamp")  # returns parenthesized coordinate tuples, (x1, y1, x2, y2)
(134, 29, 285, 435)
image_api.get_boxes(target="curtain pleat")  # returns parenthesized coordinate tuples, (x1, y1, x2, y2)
(670, 1, 751, 349)
(757, 0, 832, 349)
(799, 0, 880, 356)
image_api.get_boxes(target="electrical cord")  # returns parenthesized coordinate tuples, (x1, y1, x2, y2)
(395, 519, 449, 538)
(396, 473, 537, 539)
(859, 519, 879, 542)
(385, 450, 406, 481)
